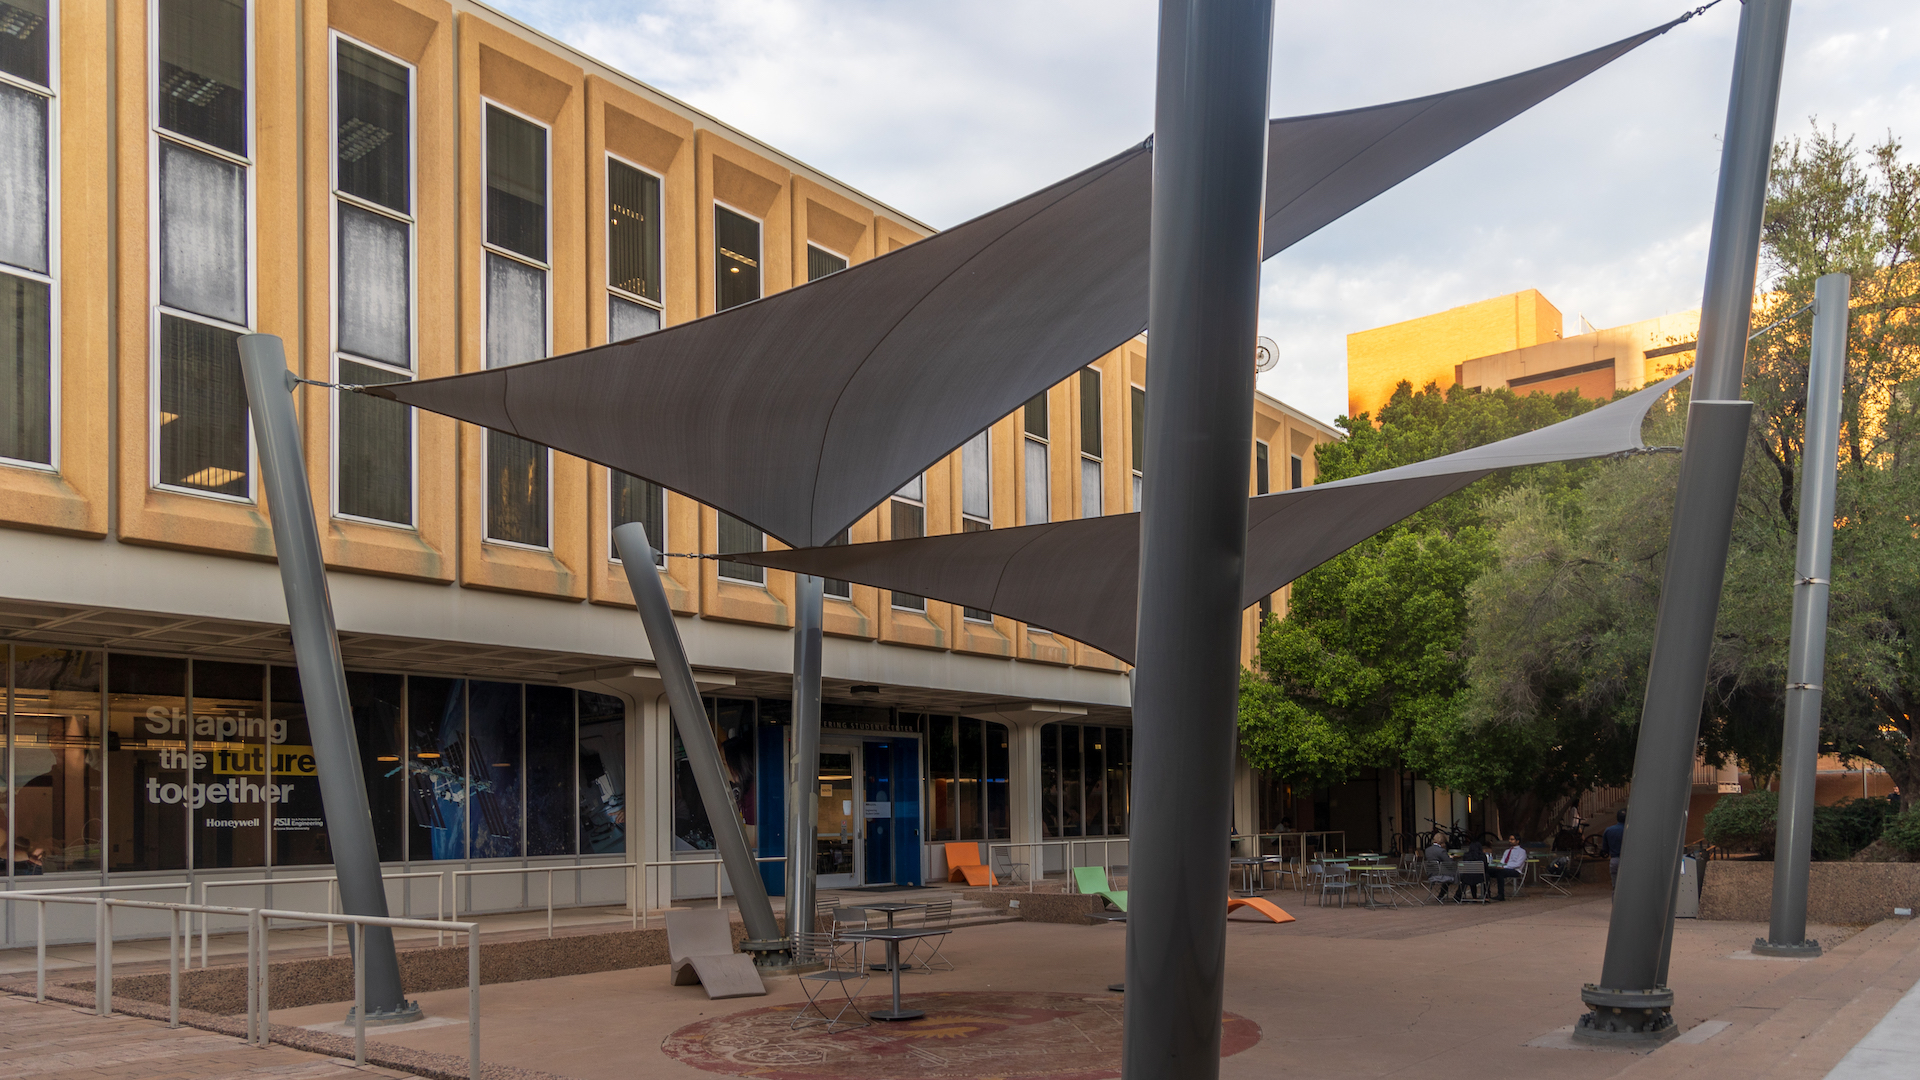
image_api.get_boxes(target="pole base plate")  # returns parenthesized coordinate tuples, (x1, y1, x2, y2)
(743, 939, 825, 976)
(1574, 984, 1677, 1046)
(345, 999, 423, 1027)
(1752, 937, 1822, 959)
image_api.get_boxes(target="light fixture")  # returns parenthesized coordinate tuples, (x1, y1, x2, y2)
(376, 755, 399, 762)
(417, 751, 441, 759)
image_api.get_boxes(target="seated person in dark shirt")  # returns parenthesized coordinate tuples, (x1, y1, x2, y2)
(12, 839, 44, 876)
(1455, 839, 1488, 900)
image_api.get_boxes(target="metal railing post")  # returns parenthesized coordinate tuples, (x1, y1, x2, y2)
(468, 926, 482, 1080)
(169, 908, 181, 1029)
(353, 923, 367, 1066)
(35, 902, 45, 1003)
(245, 912, 258, 1042)
(547, 870, 555, 939)
(100, 903, 114, 1017)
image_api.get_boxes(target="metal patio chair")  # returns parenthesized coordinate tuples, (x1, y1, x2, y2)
(990, 848, 1030, 887)
(791, 931, 870, 1033)
(1454, 861, 1490, 904)
(1317, 864, 1358, 908)
(904, 898, 955, 973)
(1424, 859, 1455, 903)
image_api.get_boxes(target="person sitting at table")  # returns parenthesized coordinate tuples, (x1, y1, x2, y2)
(1487, 835, 1526, 901)
(1455, 839, 1488, 901)
(1423, 838, 1452, 899)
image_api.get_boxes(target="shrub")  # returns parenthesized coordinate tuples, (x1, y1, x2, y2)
(1816, 796, 1900, 859)
(1884, 804, 1920, 857)
(1703, 791, 1777, 855)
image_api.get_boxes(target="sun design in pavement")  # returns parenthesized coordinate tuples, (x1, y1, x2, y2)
(662, 990, 1260, 1080)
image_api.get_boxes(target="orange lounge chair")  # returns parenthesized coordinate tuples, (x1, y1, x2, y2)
(1227, 897, 1295, 924)
(945, 842, 997, 886)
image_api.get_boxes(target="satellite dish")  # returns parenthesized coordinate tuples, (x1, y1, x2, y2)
(1254, 336, 1279, 373)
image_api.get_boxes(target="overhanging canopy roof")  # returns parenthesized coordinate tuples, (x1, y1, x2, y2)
(729, 372, 1692, 664)
(370, 17, 1690, 549)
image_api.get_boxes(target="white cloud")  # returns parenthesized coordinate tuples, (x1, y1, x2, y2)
(493, 0, 1920, 423)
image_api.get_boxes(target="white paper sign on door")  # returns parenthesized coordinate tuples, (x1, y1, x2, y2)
(864, 800, 889, 819)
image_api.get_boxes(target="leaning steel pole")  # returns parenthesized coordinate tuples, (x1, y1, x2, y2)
(1757, 271, 1849, 959)
(238, 335, 415, 1022)
(1577, 0, 1792, 1045)
(787, 575, 825, 953)
(1123, 1, 1273, 1077)
(612, 523, 784, 951)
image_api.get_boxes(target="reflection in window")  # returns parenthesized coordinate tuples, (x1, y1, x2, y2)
(806, 244, 846, 282)
(0, 273, 52, 465)
(484, 106, 546, 262)
(466, 681, 522, 859)
(578, 692, 626, 855)
(1042, 723, 1131, 838)
(407, 676, 466, 861)
(714, 205, 760, 311)
(335, 360, 411, 524)
(608, 158, 661, 303)
(0, 68, 52, 467)
(157, 315, 248, 497)
(919, 715, 1011, 844)
(157, 0, 247, 156)
(186, 661, 267, 870)
(822, 528, 851, 599)
(717, 512, 764, 584)
(890, 476, 925, 612)
(9, 647, 103, 874)
(673, 698, 756, 852)
(106, 653, 189, 872)
(610, 471, 665, 567)
(342, 669, 405, 863)
(1131, 385, 1145, 510)
(483, 104, 550, 547)
(1255, 441, 1270, 496)
(526, 684, 575, 857)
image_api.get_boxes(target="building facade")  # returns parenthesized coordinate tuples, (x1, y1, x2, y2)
(0, 0, 1338, 939)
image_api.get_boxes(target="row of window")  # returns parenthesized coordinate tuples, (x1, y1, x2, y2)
(0, 644, 628, 876)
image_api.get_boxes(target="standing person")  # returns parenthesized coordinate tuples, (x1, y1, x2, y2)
(1489, 835, 1527, 901)
(1603, 810, 1627, 891)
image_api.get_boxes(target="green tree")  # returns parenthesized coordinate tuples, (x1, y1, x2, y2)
(1237, 379, 1613, 836)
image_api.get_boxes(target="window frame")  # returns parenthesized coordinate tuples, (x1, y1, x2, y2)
(711, 199, 763, 311)
(327, 30, 418, 530)
(960, 430, 992, 623)
(605, 150, 665, 321)
(147, 0, 258, 502)
(805, 240, 848, 282)
(888, 475, 925, 612)
(478, 96, 554, 551)
(0, 4, 59, 473)
(1254, 439, 1270, 496)
(1129, 384, 1145, 511)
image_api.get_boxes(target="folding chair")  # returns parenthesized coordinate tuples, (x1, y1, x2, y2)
(990, 847, 1030, 886)
(1423, 859, 1455, 903)
(904, 898, 955, 973)
(790, 931, 869, 1033)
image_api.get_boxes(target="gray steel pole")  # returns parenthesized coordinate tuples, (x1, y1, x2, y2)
(238, 335, 414, 1021)
(1578, 0, 1791, 1045)
(612, 523, 783, 949)
(786, 576, 825, 953)
(1757, 271, 1849, 958)
(1123, 1, 1273, 1076)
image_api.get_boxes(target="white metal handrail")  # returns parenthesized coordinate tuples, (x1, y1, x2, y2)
(451, 863, 640, 938)
(986, 839, 1131, 892)
(0, 889, 483, 1080)
(199, 871, 448, 965)
(638, 857, 786, 929)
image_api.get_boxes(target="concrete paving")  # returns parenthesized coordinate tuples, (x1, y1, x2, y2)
(243, 885, 1919, 1079)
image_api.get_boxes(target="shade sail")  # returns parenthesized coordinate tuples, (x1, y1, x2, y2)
(728, 372, 1692, 664)
(369, 17, 1691, 549)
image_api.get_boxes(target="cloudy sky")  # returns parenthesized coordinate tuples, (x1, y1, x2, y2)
(493, 0, 1920, 424)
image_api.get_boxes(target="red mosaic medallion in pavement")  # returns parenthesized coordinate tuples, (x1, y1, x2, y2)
(661, 990, 1261, 1079)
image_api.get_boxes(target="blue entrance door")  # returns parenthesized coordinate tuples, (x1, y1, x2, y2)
(863, 742, 893, 884)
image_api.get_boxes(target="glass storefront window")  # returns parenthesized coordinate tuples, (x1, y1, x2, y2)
(342, 670, 406, 863)
(1039, 725, 1059, 841)
(408, 677, 466, 860)
(1059, 724, 1082, 838)
(577, 691, 625, 855)
(10, 647, 103, 874)
(1043, 722, 1133, 839)
(466, 681, 522, 859)
(188, 660, 266, 870)
(956, 717, 983, 841)
(673, 698, 757, 853)
(106, 653, 188, 872)
(525, 684, 575, 857)
(927, 716, 955, 842)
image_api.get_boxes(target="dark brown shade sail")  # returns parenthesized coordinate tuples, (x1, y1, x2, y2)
(368, 18, 1690, 549)
(728, 372, 1692, 664)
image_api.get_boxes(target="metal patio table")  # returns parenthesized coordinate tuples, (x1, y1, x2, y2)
(850, 901, 930, 971)
(840, 927, 949, 1021)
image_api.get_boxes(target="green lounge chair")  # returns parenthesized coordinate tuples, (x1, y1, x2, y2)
(1075, 866, 1128, 912)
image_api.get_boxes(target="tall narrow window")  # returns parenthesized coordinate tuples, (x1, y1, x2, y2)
(890, 474, 925, 612)
(333, 38, 414, 526)
(1255, 441, 1270, 496)
(822, 528, 851, 599)
(1291, 453, 1304, 490)
(483, 103, 550, 547)
(607, 156, 662, 339)
(1130, 385, 1145, 511)
(0, 1, 53, 468)
(961, 430, 992, 621)
(610, 471, 665, 567)
(1079, 368, 1102, 518)
(1023, 392, 1048, 526)
(714, 205, 760, 311)
(716, 512, 764, 583)
(153, 0, 252, 499)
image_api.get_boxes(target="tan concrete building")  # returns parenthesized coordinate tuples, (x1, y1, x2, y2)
(0, 0, 1338, 932)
